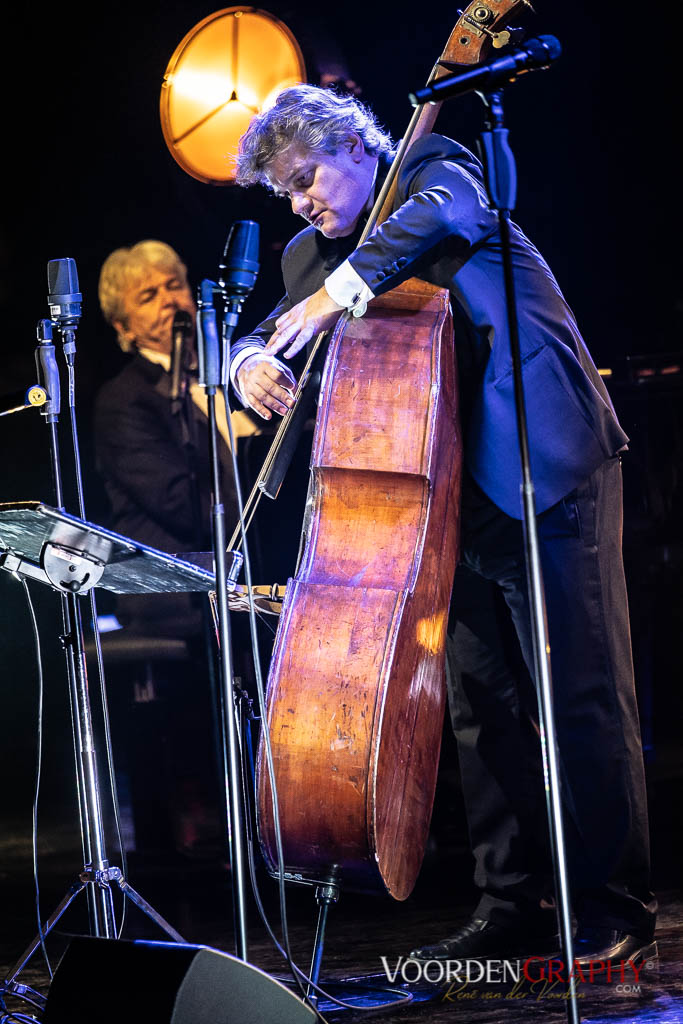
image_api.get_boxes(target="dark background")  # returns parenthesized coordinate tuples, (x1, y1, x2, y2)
(0, 1, 681, 872)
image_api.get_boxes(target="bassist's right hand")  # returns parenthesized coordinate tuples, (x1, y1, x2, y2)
(237, 353, 297, 420)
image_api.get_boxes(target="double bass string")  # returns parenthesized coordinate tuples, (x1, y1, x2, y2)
(225, 325, 333, 554)
(224, 50, 450, 557)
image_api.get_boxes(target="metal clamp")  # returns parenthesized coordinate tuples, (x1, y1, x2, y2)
(42, 541, 105, 594)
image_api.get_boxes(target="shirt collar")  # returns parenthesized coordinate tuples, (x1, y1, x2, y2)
(138, 347, 171, 372)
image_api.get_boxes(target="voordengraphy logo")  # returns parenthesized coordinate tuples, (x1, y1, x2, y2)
(381, 958, 525, 986)
(380, 956, 649, 999)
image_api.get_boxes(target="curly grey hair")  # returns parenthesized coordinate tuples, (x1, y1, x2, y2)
(236, 85, 394, 187)
(98, 240, 190, 353)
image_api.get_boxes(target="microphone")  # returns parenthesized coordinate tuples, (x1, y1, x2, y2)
(218, 221, 260, 387)
(170, 310, 193, 404)
(218, 220, 260, 301)
(197, 280, 221, 390)
(47, 258, 82, 328)
(409, 35, 562, 105)
(0, 385, 47, 418)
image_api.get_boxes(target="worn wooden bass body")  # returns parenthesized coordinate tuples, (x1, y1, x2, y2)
(256, 278, 461, 898)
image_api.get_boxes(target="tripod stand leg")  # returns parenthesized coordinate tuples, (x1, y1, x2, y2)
(2, 881, 85, 988)
(115, 874, 186, 943)
(2, 865, 185, 1009)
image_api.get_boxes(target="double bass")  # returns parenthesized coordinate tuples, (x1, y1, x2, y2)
(252, 1, 529, 900)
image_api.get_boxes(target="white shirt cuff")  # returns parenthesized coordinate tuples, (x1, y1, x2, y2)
(325, 260, 375, 318)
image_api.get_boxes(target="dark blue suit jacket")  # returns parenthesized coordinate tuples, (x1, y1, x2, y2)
(232, 135, 627, 518)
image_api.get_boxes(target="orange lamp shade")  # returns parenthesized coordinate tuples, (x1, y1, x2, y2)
(160, 7, 306, 185)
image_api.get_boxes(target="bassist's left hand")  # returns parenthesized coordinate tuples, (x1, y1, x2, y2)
(265, 287, 345, 358)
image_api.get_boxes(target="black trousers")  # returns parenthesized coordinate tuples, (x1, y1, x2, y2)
(446, 456, 657, 939)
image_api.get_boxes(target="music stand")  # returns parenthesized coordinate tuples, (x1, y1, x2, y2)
(0, 501, 241, 1010)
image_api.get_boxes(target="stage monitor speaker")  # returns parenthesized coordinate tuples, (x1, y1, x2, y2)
(43, 936, 317, 1023)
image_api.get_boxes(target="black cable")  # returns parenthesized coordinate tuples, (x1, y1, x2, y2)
(238, 716, 410, 1016)
(222, 391, 407, 1019)
(219, 390, 315, 1002)
(17, 576, 52, 980)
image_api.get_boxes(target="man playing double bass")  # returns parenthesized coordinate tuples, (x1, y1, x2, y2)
(228, 84, 657, 967)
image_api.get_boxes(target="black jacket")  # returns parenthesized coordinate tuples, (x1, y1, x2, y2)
(94, 353, 236, 634)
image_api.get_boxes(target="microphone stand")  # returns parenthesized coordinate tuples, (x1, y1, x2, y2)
(35, 317, 116, 939)
(477, 88, 579, 1024)
(46, 285, 188, 940)
(170, 313, 226, 829)
(196, 280, 249, 961)
(1, 308, 189, 1011)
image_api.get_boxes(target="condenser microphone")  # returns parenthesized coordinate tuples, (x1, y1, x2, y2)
(47, 258, 82, 328)
(170, 309, 193, 404)
(218, 220, 260, 301)
(218, 221, 260, 384)
(409, 35, 562, 105)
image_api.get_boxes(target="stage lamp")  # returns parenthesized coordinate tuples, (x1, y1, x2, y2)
(160, 7, 306, 185)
